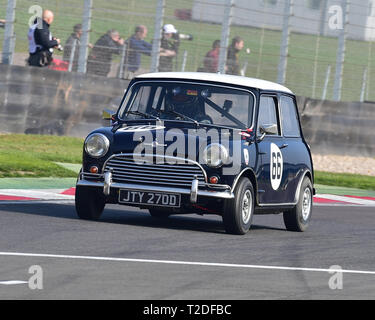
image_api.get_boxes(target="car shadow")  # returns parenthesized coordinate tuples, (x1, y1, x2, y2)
(0, 201, 286, 234)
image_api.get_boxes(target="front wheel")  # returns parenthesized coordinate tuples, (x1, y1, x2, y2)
(283, 177, 313, 232)
(222, 177, 254, 235)
(75, 186, 105, 220)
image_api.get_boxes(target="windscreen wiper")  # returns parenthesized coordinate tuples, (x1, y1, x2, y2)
(126, 110, 160, 120)
(158, 109, 200, 127)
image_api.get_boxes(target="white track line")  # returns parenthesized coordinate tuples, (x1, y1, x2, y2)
(316, 194, 375, 206)
(0, 189, 74, 200)
(0, 280, 28, 285)
(0, 200, 75, 205)
(0, 252, 375, 276)
(313, 203, 373, 207)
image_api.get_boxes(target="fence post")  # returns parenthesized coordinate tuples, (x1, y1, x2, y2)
(181, 50, 188, 72)
(118, 43, 127, 78)
(319, 0, 328, 36)
(333, 0, 349, 101)
(322, 65, 331, 100)
(277, 0, 293, 85)
(256, 26, 265, 78)
(360, 68, 367, 102)
(150, 0, 165, 73)
(366, 41, 372, 101)
(1, 0, 17, 65)
(68, 39, 77, 72)
(312, 36, 321, 98)
(77, 0, 92, 74)
(241, 61, 248, 76)
(218, 0, 235, 74)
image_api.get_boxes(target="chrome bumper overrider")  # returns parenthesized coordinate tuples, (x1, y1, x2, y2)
(77, 172, 234, 203)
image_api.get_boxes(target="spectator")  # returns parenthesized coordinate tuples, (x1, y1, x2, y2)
(201, 39, 220, 73)
(122, 25, 152, 78)
(226, 36, 244, 76)
(0, 19, 5, 28)
(63, 23, 87, 72)
(159, 24, 179, 72)
(27, 10, 60, 67)
(87, 29, 124, 77)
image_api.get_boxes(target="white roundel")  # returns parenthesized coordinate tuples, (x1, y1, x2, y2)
(270, 143, 283, 190)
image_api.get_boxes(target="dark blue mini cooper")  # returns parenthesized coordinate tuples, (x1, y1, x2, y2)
(75, 72, 314, 234)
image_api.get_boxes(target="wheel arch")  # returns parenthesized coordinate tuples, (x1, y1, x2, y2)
(231, 168, 259, 205)
(294, 169, 314, 204)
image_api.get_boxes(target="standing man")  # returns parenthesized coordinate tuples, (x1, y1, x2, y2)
(122, 25, 152, 78)
(63, 24, 83, 72)
(159, 24, 179, 72)
(87, 29, 124, 77)
(201, 40, 220, 73)
(27, 10, 60, 67)
(226, 36, 244, 76)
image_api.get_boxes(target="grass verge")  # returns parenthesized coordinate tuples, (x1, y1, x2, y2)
(0, 134, 83, 178)
(315, 171, 375, 191)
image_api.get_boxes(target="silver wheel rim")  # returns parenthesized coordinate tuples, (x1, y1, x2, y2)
(301, 187, 312, 221)
(241, 190, 252, 224)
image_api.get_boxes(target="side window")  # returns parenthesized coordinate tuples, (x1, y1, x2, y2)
(151, 86, 163, 110)
(257, 96, 279, 135)
(280, 96, 301, 138)
(131, 86, 151, 113)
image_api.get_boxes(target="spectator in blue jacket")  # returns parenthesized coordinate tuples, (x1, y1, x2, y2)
(122, 25, 152, 78)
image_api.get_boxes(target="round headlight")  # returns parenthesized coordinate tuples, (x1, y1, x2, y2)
(84, 133, 110, 158)
(202, 143, 229, 168)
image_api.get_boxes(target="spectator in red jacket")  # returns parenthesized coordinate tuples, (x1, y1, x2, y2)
(201, 40, 220, 73)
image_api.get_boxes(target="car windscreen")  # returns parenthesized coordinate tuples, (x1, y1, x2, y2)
(118, 82, 254, 129)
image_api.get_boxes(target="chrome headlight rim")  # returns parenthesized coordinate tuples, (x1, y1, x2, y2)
(202, 143, 229, 168)
(84, 133, 110, 158)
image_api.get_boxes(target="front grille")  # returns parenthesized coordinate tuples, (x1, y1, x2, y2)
(82, 172, 102, 181)
(104, 154, 206, 187)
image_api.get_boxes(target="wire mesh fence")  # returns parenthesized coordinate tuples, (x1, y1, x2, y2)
(2, 0, 375, 102)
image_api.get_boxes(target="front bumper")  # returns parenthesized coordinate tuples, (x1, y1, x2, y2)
(77, 171, 234, 203)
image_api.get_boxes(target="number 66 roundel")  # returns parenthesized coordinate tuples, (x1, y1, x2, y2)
(270, 143, 283, 190)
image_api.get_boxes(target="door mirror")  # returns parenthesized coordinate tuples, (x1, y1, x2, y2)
(257, 124, 278, 142)
(102, 109, 116, 121)
(259, 124, 278, 135)
(223, 100, 233, 112)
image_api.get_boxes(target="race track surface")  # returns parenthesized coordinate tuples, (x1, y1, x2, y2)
(0, 201, 374, 299)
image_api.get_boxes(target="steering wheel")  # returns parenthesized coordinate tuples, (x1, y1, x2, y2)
(197, 114, 213, 125)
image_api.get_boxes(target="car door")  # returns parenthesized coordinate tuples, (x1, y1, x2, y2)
(256, 94, 289, 204)
(279, 94, 307, 203)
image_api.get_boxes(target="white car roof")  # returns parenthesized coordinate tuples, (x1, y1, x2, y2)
(136, 72, 294, 95)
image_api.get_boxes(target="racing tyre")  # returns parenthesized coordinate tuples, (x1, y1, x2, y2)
(223, 177, 254, 235)
(283, 177, 313, 232)
(148, 208, 170, 218)
(75, 186, 105, 220)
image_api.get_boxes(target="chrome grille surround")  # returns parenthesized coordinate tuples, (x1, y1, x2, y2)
(102, 154, 207, 188)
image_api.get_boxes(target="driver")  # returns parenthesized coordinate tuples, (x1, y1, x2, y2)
(164, 87, 212, 123)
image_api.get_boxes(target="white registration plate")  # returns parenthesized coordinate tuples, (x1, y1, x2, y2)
(119, 189, 181, 208)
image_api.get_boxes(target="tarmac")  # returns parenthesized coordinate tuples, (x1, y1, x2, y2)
(1, 178, 374, 206)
